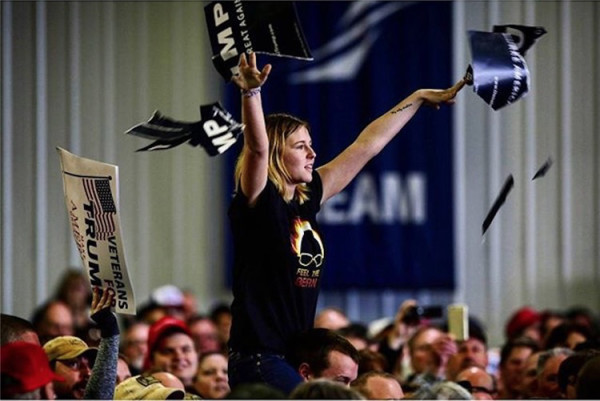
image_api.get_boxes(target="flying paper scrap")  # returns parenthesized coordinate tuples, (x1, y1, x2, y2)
(204, 1, 313, 81)
(57, 147, 136, 315)
(125, 103, 244, 156)
(482, 174, 514, 235)
(532, 157, 553, 180)
(467, 25, 546, 110)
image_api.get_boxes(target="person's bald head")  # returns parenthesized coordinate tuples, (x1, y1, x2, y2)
(455, 366, 496, 399)
(352, 371, 404, 400)
(32, 301, 74, 344)
(314, 307, 349, 330)
(1, 314, 40, 345)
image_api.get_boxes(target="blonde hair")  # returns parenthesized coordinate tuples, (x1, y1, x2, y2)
(235, 113, 311, 204)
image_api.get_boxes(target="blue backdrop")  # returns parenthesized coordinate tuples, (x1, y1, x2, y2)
(224, 1, 454, 290)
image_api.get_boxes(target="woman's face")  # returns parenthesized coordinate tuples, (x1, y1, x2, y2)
(193, 353, 230, 399)
(282, 126, 316, 185)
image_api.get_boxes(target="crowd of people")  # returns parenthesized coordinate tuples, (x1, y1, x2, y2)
(1, 268, 599, 400)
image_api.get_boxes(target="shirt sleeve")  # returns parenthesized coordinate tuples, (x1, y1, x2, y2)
(311, 171, 324, 212)
(84, 334, 119, 399)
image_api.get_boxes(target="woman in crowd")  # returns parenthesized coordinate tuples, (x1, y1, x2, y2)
(226, 51, 465, 394)
(193, 352, 230, 399)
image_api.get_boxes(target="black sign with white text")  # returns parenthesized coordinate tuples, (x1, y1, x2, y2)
(204, 1, 312, 81)
(468, 30, 530, 110)
(125, 103, 243, 156)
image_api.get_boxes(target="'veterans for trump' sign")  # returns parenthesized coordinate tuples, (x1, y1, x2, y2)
(58, 147, 136, 314)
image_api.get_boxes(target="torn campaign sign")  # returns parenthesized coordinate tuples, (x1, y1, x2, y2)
(204, 1, 313, 81)
(125, 102, 244, 156)
(466, 25, 545, 110)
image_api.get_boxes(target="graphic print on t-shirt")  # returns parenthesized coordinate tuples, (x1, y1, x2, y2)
(291, 217, 324, 288)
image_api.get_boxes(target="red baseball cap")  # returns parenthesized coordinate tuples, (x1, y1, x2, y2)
(0, 341, 65, 396)
(143, 316, 192, 370)
(505, 306, 541, 339)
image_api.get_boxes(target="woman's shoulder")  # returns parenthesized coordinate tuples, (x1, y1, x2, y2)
(230, 179, 281, 211)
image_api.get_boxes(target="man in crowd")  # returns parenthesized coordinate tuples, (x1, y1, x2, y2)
(1, 313, 40, 345)
(351, 371, 404, 399)
(188, 315, 223, 355)
(534, 347, 573, 399)
(44, 336, 98, 399)
(121, 321, 149, 375)
(44, 287, 120, 399)
(446, 322, 489, 380)
(402, 325, 457, 391)
(31, 300, 74, 344)
(290, 328, 359, 386)
(519, 350, 542, 398)
(144, 316, 198, 390)
(497, 336, 539, 398)
(455, 366, 497, 400)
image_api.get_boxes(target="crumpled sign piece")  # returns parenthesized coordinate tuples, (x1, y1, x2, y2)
(125, 103, 244, 156)
(466, 25, 546, 110)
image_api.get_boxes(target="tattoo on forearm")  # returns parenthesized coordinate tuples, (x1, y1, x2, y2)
(391, 103, 413, 114)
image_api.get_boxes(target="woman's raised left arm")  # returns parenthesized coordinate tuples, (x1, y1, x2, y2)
(317, 79, 466, 204)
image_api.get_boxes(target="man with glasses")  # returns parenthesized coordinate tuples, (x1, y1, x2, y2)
(43, 287, 120, 399)
(455, 366, 497, 400)
(44, 336, 97, 399)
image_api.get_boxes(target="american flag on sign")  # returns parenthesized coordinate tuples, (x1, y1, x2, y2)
(83, 178, 116, 240)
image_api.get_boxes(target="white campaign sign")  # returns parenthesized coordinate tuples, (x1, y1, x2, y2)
(57, 147, 136, 315)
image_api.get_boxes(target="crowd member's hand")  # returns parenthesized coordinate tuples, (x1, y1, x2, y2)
(431, 334, 458, 376)
(387, 299, 419, 349)
(231, 52, 272, 91)
(417, 78, 467, 110)
(90, 287, 119, 338)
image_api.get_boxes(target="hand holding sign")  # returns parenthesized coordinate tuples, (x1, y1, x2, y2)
(126, 103, 244, 156)
(204, 1, 313, 81)
(90, 286, 120, 339)
(232, 52, 272, 90)
(419, 78, 469, 110)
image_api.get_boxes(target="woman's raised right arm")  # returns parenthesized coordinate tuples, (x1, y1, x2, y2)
(231, 52, 272, 205)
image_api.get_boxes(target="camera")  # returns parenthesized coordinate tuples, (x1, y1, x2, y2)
(402, 305, 444, 325)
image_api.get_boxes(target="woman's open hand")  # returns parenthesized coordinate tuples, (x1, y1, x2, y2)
(231, 52, 272, 91)
(418, 78, 467, 110)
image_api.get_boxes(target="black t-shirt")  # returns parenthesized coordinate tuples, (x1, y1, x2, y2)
(228, 172, 325, 355)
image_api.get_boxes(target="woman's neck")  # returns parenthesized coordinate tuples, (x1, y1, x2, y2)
(284, 183, 296, 202)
